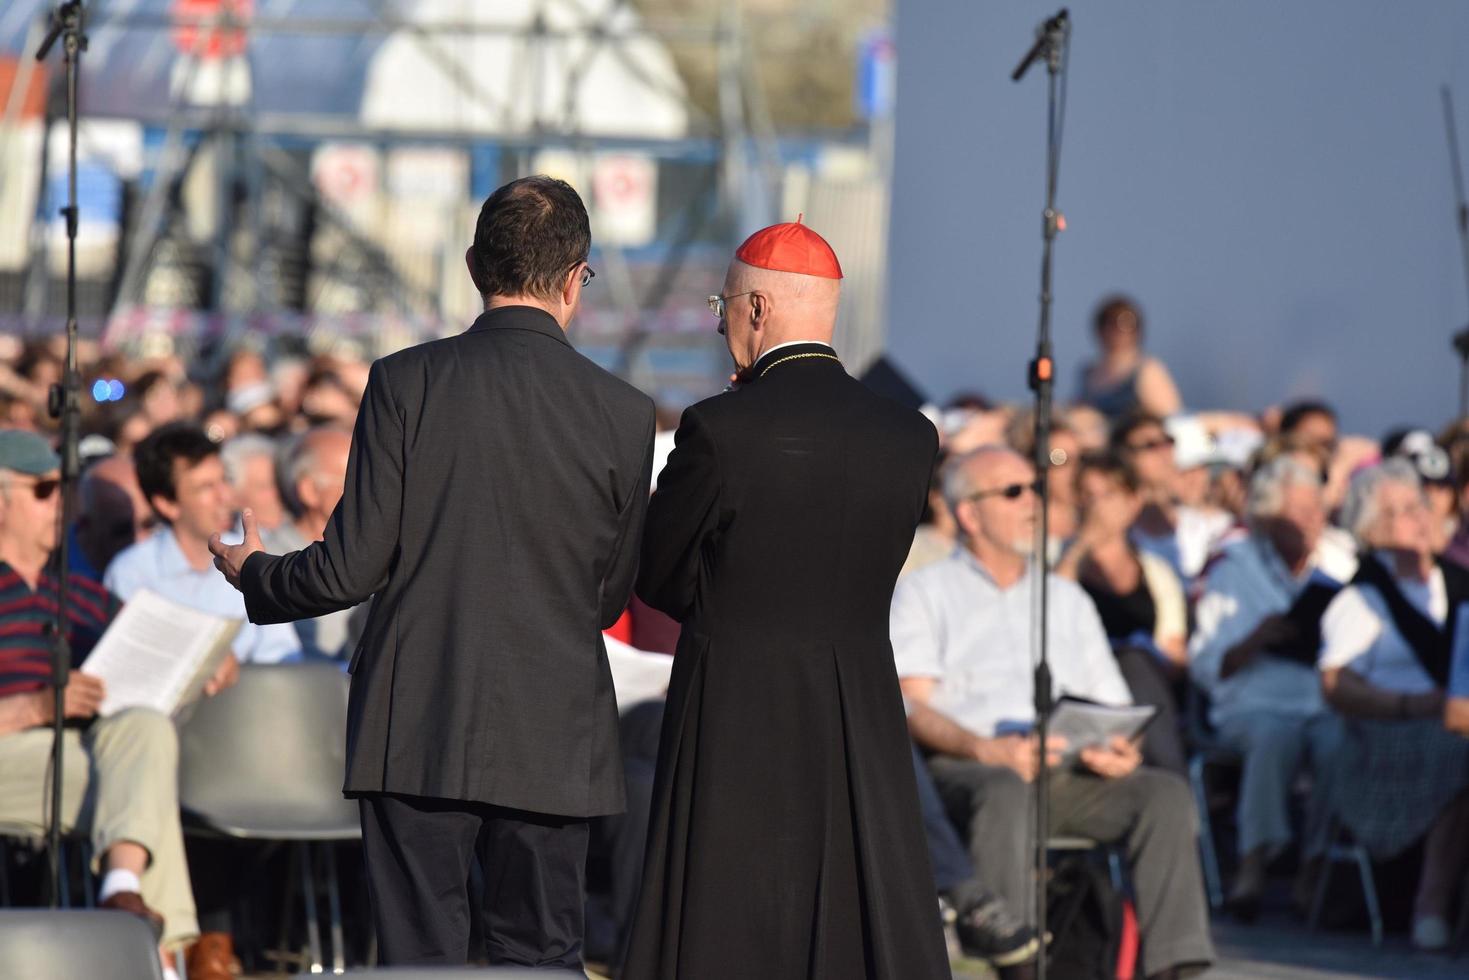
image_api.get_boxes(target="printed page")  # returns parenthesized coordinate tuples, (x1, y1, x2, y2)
(81, 590, 241, 716)
(1047, 699, 1157, 757)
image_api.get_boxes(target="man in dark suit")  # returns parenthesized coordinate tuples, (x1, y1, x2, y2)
(211, 176, 655, 969)
(623, 221, 950, 978)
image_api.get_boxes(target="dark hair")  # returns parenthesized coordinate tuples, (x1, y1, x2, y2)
(469, 175, 591, 303)
(1076, 449, 1140, 495)
(1279, 400, 1336, 435)
(135, 423, 219, 514)
(1092, 294, 1144, 337)
(946, 391, 994, 412)
(1109, 410, 1166, 451)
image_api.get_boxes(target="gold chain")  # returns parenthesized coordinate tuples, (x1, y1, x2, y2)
(758, 351, 842, 378)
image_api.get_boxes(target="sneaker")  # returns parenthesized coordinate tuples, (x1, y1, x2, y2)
(1412, 915, 1450, 952)
(955, 894, 1040, 967)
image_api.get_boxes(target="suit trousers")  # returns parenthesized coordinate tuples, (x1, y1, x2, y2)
(359, 792, 590, 968)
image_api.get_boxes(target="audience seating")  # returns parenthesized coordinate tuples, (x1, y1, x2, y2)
(1183, 683, 1238, 910)
(178, 662, 361, 974)
(1307, 816, 1383, 948)
(1047, 835, 1126, 892)
(0, 908, 164, 980)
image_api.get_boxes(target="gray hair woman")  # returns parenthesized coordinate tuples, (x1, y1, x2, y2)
(1318, 460, 1469, 952)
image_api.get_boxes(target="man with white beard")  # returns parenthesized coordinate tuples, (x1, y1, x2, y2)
(892, 446, 1214, 979)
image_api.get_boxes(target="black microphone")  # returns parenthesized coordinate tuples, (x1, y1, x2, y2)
(1011, 8, 1068, 82)
(35, 1, 83, 62)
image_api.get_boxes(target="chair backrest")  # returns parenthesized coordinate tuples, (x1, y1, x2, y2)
(0, 910, 164, 980)
(178, 663, 359, 839)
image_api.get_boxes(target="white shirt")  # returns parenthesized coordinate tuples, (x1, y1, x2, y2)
(1319, 554, 1444, 695)
(1133, 505, 1234, 582)
(261, 522, 358, 660)
(1190, 535, 1340, 726)
(105, 527, 300, 664)
(890, 547, 1131, 738)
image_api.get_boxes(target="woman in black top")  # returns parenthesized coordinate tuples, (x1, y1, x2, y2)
(1058, 451, 1189, 774)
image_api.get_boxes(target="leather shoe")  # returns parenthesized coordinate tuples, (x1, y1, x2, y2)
(186, 931, 243, 980)
(99, 890, 164, 942)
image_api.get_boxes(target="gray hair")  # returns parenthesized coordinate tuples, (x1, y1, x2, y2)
(1246, 456, 1322, 519)
(219, 434, 277, 488)
(941, 445, 1017, 511)
(1340, 458, 1423, 543)
(277, 426, 350, 519)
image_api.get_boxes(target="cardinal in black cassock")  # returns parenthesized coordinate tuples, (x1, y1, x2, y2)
(623, 220, 950, 978)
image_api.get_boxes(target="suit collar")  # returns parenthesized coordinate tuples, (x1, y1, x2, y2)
(467, 305, 571, 347)
(748, 341, 841, 382)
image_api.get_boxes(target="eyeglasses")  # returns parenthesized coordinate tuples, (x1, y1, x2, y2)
(707, 291, 755, 321)
(5, 477, 59, 501)
(967, 480, 1042, 503)
(1126, 435, 1175, 454)
(578, 264, 596, 288)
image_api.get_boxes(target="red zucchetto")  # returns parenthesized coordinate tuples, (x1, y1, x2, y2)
(733, 214, 844, 279)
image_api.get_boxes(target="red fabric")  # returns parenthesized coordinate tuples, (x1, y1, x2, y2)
(1116, 897, 1139, 980)
(604, 608, 633, 644)
(734, 217, 843, 279)
(629, 595, 681, 655)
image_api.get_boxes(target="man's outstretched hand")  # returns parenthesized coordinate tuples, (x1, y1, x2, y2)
(210, 508, 264, 592)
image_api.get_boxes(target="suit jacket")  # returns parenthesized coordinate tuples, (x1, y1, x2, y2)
(624, 342, 949, 978)
(240, 306, 655, 818)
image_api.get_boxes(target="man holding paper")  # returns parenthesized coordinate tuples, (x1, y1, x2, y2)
(891, 446, 1213, 979)
(0, 429, 200, 972)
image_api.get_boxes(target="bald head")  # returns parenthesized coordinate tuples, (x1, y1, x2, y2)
(719, 259, 842, 373)
(282, 425, 353, 538)
(943, 446, 1038, 564)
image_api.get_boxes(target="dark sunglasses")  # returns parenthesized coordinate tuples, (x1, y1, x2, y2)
(24, 478, 59, 501)
(1126, 436, 1175, 453)
(968, 480, 1042, 503)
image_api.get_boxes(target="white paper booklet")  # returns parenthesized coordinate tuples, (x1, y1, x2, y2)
(81, 589, 241, 717)
(1047, 698, 1157, 758)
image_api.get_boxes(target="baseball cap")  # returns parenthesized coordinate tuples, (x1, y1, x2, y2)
(0, 429, 60, 476)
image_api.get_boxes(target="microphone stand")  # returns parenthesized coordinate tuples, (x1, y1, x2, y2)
(34, 0, 86, 908)
(1441, 86, 1469, 420)
(1013, 11, 1069, 980)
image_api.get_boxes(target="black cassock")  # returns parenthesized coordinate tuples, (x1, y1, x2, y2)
(624, 343, 950, 979)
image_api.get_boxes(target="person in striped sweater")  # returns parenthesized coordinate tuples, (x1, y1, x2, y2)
(0, 429, 198, 978)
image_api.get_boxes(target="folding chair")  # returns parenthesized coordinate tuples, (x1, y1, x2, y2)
(177, 663, 361, 974)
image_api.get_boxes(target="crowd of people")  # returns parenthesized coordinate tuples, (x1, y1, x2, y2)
(0, 288, 1467, 977)
(894, 294, 1469, 974)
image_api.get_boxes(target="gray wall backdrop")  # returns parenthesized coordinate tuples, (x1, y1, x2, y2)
(888, 0, 1469, 435)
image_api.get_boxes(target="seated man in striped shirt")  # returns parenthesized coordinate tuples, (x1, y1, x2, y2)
(0, 429, 212, 978)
